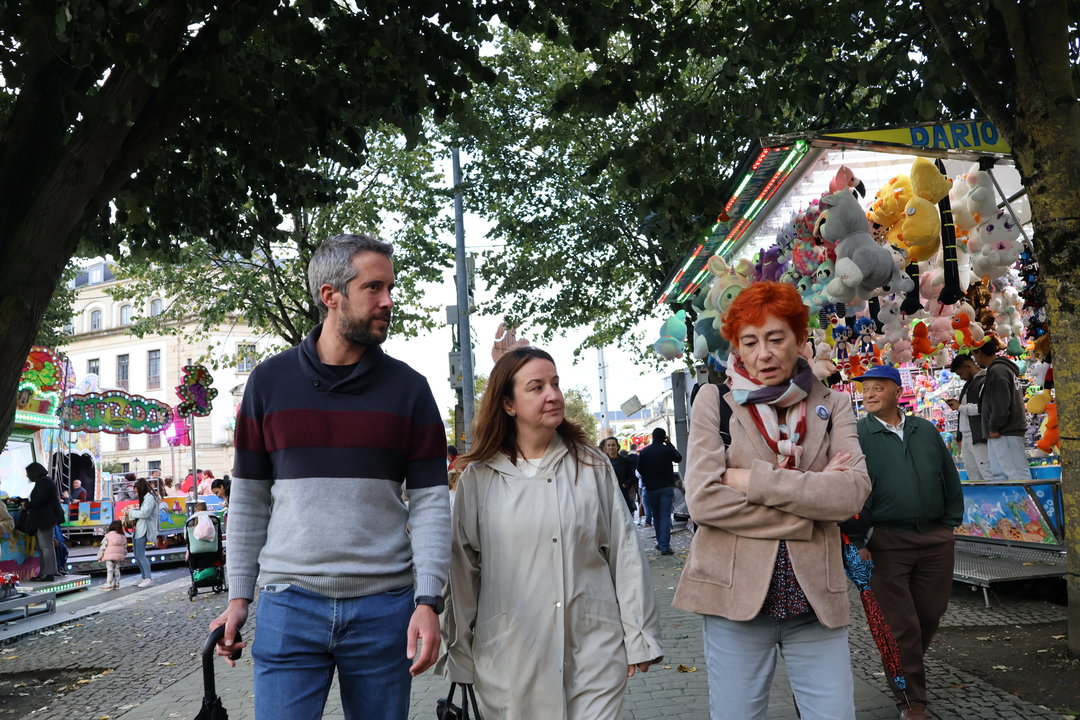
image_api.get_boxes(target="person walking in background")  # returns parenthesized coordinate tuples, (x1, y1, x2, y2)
(198, 470, 216, 495)
(636, 428, 681, 555)
(439, 346, 662, 719)
(946, 354, 991, 482)
(971, 338, 1030, 481)
(25, 462, 63, 582)
(600, 436, 637, 514)
(127, 478, 160, 588)
(853, 365, 964, 720)
(97, 520, 127, 591)
(674, 282, 871, 720)
(210, 233, 450, 720)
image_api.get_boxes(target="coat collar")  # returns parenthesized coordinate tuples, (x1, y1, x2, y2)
(482, 432, 571, 477)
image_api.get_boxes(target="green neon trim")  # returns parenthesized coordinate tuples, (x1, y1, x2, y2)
(732, 172, 753, 198)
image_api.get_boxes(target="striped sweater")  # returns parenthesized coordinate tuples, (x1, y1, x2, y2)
(227, 324, 450, 601)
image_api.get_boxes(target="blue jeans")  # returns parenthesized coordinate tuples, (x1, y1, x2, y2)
(703, 613, 855, 720)
(132, 535, 151, 579)
(640, 485, 652, 523)
(253, 584, 413, 720)
(647, 486, 674, 551)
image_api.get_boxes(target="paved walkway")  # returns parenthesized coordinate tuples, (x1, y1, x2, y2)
(98, 524, 1067, 720)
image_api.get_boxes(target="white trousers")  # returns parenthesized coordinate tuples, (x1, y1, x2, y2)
(961, 440, 992, 482)
(987, 435, 1031, 481)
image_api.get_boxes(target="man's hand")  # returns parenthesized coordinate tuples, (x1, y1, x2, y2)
(628, 661, 652, 677)
(210, 598, 249, 667)
(721, 468, 750, 493)
(989, 431, 1002, 439)
(823, 452, 852, 473)
(945, 398, 960, 411)
(407, 604, 441, 676)
(859, 548, 872, 563)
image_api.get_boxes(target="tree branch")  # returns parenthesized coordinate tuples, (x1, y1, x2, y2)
(921, 0, 1016, 139)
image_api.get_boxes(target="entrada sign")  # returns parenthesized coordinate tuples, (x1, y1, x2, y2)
(62, 391, 172, 434)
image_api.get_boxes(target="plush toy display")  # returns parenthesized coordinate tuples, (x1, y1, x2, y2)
(705, 255, 754, 318)
(819, 190, 913, 303)
(868, 175, 913, 229)
(968, 209, 1022, 281)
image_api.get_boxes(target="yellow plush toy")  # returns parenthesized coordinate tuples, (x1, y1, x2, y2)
(898, 158, 953, 262)
(869, 175, 913, 228)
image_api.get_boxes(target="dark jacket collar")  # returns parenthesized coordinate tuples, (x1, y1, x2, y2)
(299, 323, 385, 393)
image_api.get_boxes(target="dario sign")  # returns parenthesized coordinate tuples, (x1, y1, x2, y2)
(62, 391, 172, 434)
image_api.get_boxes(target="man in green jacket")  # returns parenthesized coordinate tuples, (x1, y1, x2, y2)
(854, 365, 964, 720)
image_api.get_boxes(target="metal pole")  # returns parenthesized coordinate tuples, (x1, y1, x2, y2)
(597, 348, 609, 438)
(452, 148, 475, 451)
(985, 167, 1033, 245)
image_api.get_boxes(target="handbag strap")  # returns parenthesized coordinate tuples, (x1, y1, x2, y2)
(449, 683, 482, 720)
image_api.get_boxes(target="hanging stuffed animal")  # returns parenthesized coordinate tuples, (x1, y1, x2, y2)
(853, 317, 876, 354)
(968, 209, 1022, 281)
(911, 321, 936, 358)
(653, 311, 687, 360)
(935, 159, 966, 305)
(705, 255, 754, 318)
(898, 157, 953, 262)
(820, 190, 913, 303)
(832, 324, 854, 360)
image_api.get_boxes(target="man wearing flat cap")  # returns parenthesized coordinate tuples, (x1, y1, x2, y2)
(849, 365, 963, 720)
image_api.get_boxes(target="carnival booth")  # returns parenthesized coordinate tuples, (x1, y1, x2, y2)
(654, 120, 1064, 602)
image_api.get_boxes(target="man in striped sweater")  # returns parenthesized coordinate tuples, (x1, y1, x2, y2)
(210, 234, 450, 719)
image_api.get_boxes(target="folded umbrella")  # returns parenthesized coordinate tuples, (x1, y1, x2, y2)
(196, 625, 241, 720)
(842, 541, 907, 691)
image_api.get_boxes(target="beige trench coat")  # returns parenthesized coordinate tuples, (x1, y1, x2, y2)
(437, 434, 663, 719)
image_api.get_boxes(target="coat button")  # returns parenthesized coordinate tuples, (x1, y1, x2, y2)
(312, 379, 320, 387)
(547, 478, 552, 483)
(555, 601, 562, 608)
(552, 537, 557, 543)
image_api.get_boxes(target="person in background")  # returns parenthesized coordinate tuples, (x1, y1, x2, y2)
(636, 428, 682, 555)
(600, 436, 637, 514)
(70, 479, 87, 502)
(971, 337, 1030, 481)
(0, 498, 13, 536)
(25, 462, 63, 582)
(674, 281, 871, 720)
(447, 444, 459, 469)
(853, 365, 964, 720)
(127, 478, 160, 588)
(439, 346, 662, 718)
(181, 469, 202, 496)
(211, 478, 231, 504)
(946, 354, 991, 482)
(198, 469, 216, 495)
(98, 519, 127, 591)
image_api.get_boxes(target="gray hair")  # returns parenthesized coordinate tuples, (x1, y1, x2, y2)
(307, 233, 394, 320)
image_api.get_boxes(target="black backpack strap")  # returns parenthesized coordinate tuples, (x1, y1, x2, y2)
(717, 384, 734, 447)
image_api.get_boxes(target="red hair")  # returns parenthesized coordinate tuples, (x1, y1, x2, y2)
(720, 282, 809, 346)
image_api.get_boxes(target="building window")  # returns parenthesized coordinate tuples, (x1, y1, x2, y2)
(237, 344, 257, 373)
(119, 304, 132, 325)
(90, 309, 102, 331)
(147, 433, 161, 449)
(90, 265, 104, 284)
(88, 358, 100, 377)
(147, 350, 161, 389)
(150, 299, 164, 317)
(119, 462, 130, 473)
(117, 434, 129, 451)
(63, 321, 74, 336)
(117, 354, 129, 391)
(148, 460, 162, 473)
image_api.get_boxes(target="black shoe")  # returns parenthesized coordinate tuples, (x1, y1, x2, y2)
(661, 550, 674, 556)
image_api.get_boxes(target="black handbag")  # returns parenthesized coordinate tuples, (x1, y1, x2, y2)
(437, 683, 482, 720)
(15, 508, 35, 535)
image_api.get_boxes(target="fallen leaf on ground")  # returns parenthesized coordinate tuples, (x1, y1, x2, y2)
(676, 664, 697, 673)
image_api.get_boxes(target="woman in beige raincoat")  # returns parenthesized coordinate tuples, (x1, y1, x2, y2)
(438, 346, 663, 719)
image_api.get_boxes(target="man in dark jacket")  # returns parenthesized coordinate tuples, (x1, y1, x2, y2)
(600, 437, 637, 513)
(24, 462, 61, 581)
(972, 338, 1029, 481)
(854, 366, 963, 720)
(636, 428, 682, 555)
(946, 354, 990, 482)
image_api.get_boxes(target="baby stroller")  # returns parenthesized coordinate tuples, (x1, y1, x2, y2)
(186, 512, 226, 600)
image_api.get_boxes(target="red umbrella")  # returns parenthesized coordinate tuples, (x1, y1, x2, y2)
(841, 541, 907, 691)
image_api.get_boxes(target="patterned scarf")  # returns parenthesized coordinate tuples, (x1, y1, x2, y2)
(727, 356, 815, 469)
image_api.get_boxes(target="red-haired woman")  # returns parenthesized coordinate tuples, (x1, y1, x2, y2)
(673, 282, 871, 719)
(437, 347, 662, 719)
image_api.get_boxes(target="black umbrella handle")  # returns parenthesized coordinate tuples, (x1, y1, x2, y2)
(203, 625, 242, 703)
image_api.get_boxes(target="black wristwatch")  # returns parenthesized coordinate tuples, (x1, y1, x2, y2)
(415, 595, 445, 614)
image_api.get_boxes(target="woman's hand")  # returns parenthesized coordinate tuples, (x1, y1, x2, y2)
(823, 452, 852, 472)
(721, 468, 751, 493)
(627, 661, 652, 677)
